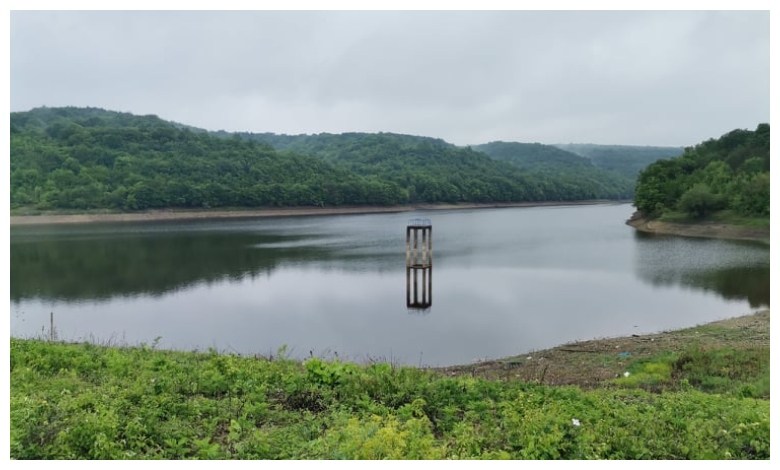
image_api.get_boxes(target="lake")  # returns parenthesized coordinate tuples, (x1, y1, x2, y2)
(9, 203, 769, 367)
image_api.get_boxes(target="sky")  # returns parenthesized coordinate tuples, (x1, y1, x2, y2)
(7, 8, 773, 147)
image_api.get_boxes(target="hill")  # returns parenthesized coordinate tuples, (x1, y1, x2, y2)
(632, 124, 769, 219)
(220, 131, 637, 201)
(473, 141, 634, 199)
(10, 106, 665, 212)
(229, 131, 559, 202)
(10, 107, 409, 210)
(555, 143, 684, 180)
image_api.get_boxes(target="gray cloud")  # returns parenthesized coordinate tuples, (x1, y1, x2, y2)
(10, 10, 769, 146)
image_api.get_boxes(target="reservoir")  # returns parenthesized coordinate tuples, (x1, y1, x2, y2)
(9, 203, 769, 366)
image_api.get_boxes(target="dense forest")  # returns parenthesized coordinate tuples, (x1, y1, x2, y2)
(214, 132, 648, 202)
(10, 106, 679, 212)
(555, 144, 684, 180)
(473, 142, 634, 200)
(217, 131, 640, 201)
(10, 108, 409, 210)
(633, 124, 769, 218)
(229, 132, 550, 203)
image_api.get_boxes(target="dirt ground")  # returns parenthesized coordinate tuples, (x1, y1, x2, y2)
(433, 310, 770, 388)
(626, 215, 769, 244)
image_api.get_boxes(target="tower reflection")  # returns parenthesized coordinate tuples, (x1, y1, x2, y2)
(406, 266, 432, 311)
(406, 218, 432, 312)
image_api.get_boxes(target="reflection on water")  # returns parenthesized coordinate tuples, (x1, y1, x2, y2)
(633, 231, 769, 308)
(10, 231, 331, 302)
(10, 219, 402, 303)
(11, 221, 766, 309)
(405, 219, 433, 312)
(406, 266, 432, 312)
(9, 204, 770, 366)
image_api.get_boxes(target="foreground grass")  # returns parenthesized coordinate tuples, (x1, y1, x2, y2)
(11, 333, 769, 459)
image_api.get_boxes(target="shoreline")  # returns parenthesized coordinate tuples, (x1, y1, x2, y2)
(436, 309, 769, 387)
(11, 308, 769, 389)
(625, 213, 769, 244)
(9, 199, 623, 226)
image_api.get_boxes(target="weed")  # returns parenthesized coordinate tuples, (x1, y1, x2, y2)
(10, 337, 769, 459)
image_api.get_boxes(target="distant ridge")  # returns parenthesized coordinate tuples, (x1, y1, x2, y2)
(10, 106, 675, 212)
(554, 143, 684, 180)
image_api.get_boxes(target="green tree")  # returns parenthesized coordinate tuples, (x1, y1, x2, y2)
(634, 124, 769, 219)
(678, 183, 723, 217)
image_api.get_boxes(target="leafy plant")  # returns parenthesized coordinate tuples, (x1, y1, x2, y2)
(10, 338, 770, 460)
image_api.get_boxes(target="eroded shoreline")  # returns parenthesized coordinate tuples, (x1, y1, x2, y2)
(10, 200, 620, 226)
(626, 214, 769, 244)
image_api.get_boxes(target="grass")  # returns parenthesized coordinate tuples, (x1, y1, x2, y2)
(612, 346, 769, 397)
(658, 210, 769, 229)
(9, 311, 771, 459)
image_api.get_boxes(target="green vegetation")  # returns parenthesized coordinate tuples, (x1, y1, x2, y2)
(11, 106, 649, 213)
(473, 141, 634, 199)
(658, 210, 770, 229)
(555, 143, 684, 180)
(633, 124, 769, 220)
(238, 131, 549, 203)
(613, 345, 769, 398)
(10, 107, 409, 211)
(229, 131, 636, 202)
(11, 335, 769, 459)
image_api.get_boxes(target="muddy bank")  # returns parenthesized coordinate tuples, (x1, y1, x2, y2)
(626, 213, 769, 244)
(435, 309, 769, 388)
(10, 200, 619, 226)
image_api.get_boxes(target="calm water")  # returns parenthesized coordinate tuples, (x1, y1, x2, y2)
(9, 203, 769, 366)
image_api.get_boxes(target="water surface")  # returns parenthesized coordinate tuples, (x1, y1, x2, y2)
(10, 203, 769, 366)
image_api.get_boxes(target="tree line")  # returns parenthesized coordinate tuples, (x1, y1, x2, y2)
(219, 130, 643, 201)
(11, 106, 675, 212)
(633, 124, 769, 218)
(555, 143, 684, 180)
(473, 141, 635, 200)
(11, 108, 408, 210)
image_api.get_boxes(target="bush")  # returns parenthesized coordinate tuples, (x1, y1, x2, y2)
(10, 339, 770, 459)
(678, 183, 724, 217)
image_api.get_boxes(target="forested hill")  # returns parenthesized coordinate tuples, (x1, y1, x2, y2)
(473, 142, 634, 199)
(228, 132, 555, 202)
(474, 141, 594, 169)
(10, 107, 410, 210)
(12, 106, 641, 212)
(555, 143, 684, 180)
(222, 132, 634, 200)
(633, 124, 769, 218)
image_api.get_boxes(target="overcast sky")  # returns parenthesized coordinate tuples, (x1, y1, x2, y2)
(9, 10, 770, 147)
